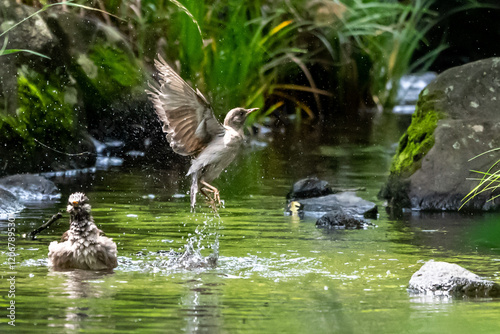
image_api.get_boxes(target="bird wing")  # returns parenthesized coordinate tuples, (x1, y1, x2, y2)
(147, 55, 224, 156)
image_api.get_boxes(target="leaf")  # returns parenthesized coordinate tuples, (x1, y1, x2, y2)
(0, 49, 50, 59)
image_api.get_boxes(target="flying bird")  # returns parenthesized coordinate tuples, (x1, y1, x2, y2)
(48, 192, 118, 270)
(147, 55, 258, 210)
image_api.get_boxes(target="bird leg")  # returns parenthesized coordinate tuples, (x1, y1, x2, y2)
(199, 188, 218, 213)
(200, 181, 221, 205)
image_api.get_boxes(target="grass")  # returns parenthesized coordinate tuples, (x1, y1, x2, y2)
(7, 0, 495, 118)
(460, 149, 500, 210)
(60, 0, 449, 116)
(296, 0, 445, 109)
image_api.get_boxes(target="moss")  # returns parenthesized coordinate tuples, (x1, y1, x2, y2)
(389, 106, 445, 177)
(0, 66, 76, 151)
(87, 43, 143, 100)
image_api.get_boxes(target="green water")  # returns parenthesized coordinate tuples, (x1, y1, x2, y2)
(2, 113, 500, 333)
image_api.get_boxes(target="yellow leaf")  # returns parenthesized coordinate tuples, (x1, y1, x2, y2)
(270, 20, 293, 36)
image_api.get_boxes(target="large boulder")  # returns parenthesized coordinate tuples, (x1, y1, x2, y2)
(380, 58, 500, 211)
(0, 1, 160, 175)
(408, 261, 500, 298)
(0, 174, 60, 200)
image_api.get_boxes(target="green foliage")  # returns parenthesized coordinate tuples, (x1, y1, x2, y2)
(11, 0, 492, 119)
(461, 149, 500, 209)
(163, 0, 310, 115)
(300, 0, 446, 109)
(62, 0, 473, 115)
(0, 66, 76, 151)
(87, 43, 143, 100)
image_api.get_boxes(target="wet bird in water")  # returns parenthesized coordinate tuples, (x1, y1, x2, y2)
(48, 193, 118, 270)
(147, 55, 258, 210)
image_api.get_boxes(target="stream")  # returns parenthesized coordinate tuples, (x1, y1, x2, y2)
(2, 111, 500, 333)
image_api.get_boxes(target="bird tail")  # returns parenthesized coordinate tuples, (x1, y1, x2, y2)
(190, 173, 198, 211)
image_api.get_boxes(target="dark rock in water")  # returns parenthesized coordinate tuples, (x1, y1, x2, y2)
(0, 188, 24, 217)
(408, 261, 500, 298)
(286, 192, 377, 218)
(287, 177, 333, 200)
(0, 174, 60, 200)
(316, 210, 371, 229)
(380, 58, 500, 211)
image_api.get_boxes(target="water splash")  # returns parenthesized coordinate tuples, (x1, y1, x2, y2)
(122, 214, 222, 272)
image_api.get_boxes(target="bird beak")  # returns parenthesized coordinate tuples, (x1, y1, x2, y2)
(246, 108, 259, 115)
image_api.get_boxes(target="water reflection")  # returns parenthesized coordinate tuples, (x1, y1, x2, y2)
(4, 112, 500, 332)
(180, 275, 223, 333)
(47, 270, 116, 331)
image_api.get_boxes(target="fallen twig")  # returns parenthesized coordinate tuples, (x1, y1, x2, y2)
(25, 212, 63, 240)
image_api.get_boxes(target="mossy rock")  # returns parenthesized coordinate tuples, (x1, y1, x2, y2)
(380, 58, 500, 211)
(390, 106, 445, 178)
(0, 66, 94, 174)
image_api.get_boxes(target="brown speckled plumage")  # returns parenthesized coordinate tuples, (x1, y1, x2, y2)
(146, 55, 257, 209)
(48, 192, 118, 270)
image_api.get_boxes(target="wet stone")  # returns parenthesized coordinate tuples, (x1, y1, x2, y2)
(316, 210, 372, 229)
(408, 261, 500, 298)
(0, 174, 60, 200)
(286, 192, 377, 219)
(287, 177, 333, 200)
(0, 188, 24, 218)
(286, 178, 377, 219)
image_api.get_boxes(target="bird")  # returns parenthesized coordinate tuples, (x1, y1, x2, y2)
(48, 192, 118, 270)
(147, 55, 258, 210)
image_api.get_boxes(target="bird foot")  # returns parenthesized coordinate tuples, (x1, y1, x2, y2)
(202, 187, 221, 205)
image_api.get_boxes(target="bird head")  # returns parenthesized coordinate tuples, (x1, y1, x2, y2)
(67, 192, 91, 216)
(223, 108, 258, 129)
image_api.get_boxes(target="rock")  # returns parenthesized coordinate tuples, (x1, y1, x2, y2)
(0, 174, 60, 200)
(286, 192, 377, 218)
(0, 2, 154, 175)
(287, 177, 333, 200)
(0, 0, 57, 115)
(408, 261, 500, 298)
(0, 188, 24, 218)
(316, 210, 371, 229)
(380, 58, 500, 211)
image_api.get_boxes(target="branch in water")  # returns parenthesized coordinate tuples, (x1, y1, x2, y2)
(25, 212, 63, 240)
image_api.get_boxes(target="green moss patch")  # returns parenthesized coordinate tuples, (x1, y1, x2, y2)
(87, 43, 143, 100)
(0, 66, 76, 151)
(390, 106, 445, 177)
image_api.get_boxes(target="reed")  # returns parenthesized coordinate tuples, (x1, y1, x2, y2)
(9, 0, 489, 116)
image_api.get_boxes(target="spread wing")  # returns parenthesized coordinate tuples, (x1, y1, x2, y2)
(146, 55, 224, 156)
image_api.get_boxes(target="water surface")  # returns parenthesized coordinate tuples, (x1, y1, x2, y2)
(2, 112, 500, 333)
